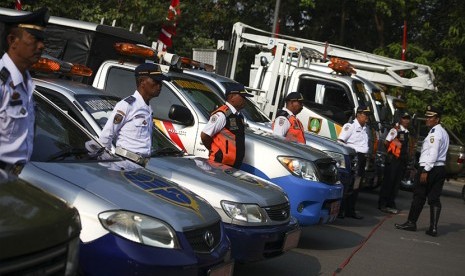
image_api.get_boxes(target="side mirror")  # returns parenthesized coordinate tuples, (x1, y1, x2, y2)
(168, 104, 194, 126)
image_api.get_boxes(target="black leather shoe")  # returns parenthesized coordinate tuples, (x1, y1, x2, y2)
(395, 221, 417, 231)
(380, 207, 399, 214)
(425, 227, 438, 237)
(347, 213, 363, 219)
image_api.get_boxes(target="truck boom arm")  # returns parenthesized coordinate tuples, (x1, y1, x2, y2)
(229, 22, 436, 91)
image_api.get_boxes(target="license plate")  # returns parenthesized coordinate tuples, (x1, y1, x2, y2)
(282, 228, 301, 252)
(330, 201, 340, 216)
(208, 261, 234, 276)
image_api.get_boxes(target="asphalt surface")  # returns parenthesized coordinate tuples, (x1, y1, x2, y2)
(234, 179, 465, 276)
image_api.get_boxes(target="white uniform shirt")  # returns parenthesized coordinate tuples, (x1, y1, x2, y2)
(385, 124, 409, 142)
(272, 107, 293, 138)
(0, 53, 35, 164)
(419, 124, 449, 172)
(99, 90, 153, 157)
(338, 119, 369, 154)
(202, 102, 239, 137)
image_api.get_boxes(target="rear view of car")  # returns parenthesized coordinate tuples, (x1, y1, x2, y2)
(0, 171, 81, 275)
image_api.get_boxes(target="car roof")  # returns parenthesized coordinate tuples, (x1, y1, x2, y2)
(34, 78, 117, 98)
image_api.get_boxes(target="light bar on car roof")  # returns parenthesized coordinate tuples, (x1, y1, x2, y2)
(114, 43, 156, 59)
(113, 42, 214, 71)
(31, 56, 93, 77)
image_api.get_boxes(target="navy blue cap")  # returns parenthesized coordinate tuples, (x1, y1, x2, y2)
(425, 105, 442, 117)
(135, 63, 170, 82)
(224, 82, 253, 98)
(356, 105, 371, 114)
(400, 111, 411, 119)
(285, 92, 304, 102)
(0, 7, 49, 40)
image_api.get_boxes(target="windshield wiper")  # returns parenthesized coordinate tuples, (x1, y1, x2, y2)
(47, 147, 90, 161)
(152, 147, 183, 157)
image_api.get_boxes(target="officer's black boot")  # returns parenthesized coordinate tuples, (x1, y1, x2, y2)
(395, 201, 423, 231)
(425, 206, 441, 237)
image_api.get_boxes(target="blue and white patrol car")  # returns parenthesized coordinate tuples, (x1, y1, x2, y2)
(34, 77, 301, 263)
(20, 92, 233, 275)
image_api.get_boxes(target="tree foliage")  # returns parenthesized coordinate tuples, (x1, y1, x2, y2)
(1, 0, 464, 139)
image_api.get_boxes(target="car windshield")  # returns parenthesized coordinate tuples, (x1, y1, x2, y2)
(171, 78, 224, 118)
(76, 95, 120, 128)
(76, 94, 184, 157)
(32, 95, 109, 163)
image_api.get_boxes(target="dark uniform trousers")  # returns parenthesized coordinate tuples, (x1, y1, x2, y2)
(379, 155, 408, 208)
(342, 152, 366, 216)
(408, 166, 446, 222)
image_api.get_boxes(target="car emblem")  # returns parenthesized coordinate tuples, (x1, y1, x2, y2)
(204, 230, 214, 247)
(281, 210, 288, 218)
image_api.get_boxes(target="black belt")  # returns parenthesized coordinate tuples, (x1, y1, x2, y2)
(0, 161, 25, 176)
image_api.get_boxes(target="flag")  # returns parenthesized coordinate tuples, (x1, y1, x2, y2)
(157, 0, 181, 52)
(15, 0, 22, 10)
(401, 20, 407, 61)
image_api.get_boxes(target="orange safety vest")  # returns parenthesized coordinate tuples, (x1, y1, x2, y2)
(209, 105, 245, 169)
(272, 110, 306, 144)
(386, 125, 409, 159)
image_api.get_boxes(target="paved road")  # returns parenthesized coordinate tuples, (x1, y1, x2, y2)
(234, 180, 465, 276)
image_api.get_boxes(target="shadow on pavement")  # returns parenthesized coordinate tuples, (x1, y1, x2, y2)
(298, 224, 367, 250)
(234, 250, 322, 276)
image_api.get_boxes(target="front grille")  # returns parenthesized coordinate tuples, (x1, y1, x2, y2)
(315, 159, 339, 185)
(264, 202, 290, 221)
(0, 242, 68, 275)
(184, 220, 222, 253)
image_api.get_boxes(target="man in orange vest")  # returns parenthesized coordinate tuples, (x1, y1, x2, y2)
(201, 83, 253, 169)
(378, 111, 411, 214)
(272, 92, 306, 144)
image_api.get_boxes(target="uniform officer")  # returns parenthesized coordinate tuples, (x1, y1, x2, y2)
(337, 105, 371, 219)
(378, 111, 411, 214)
(395, 105, 449, 237)
(0, 8, 49, 175)
(200, 83, 253, 169)
(272, 92, 306, 144)
(99, 63, 169, 167)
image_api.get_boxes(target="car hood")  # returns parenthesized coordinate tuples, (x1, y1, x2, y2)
(0, 174, 80, 259)
(246, 120, 355, 155)
(147, 156, 288, 207)
(245, 128, 332, 162)
(27, 161, 220, 230)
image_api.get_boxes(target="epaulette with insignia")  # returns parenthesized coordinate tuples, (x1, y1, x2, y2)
(124, 96, 136, 104)
(431, 128, 435, 133)
(0, 67, 10, 84)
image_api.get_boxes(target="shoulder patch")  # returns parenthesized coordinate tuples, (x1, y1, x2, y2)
(430, 136, 434, 143)
(124, 96, 136, 104)
(113, 113, 124, 124)
(344, 125, 350, 131)
(210, 114, 218, 123)
(0, 67, 10, 84)
(278, 117, 286, 126)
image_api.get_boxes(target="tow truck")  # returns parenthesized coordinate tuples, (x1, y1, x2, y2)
(193, 22, 437, 189)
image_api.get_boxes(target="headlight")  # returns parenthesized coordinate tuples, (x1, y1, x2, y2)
(277, 156, 319, 181)
(99, 210, 179, 249)
(323, 151, 346, 169)
(221, 201, 266, 223)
